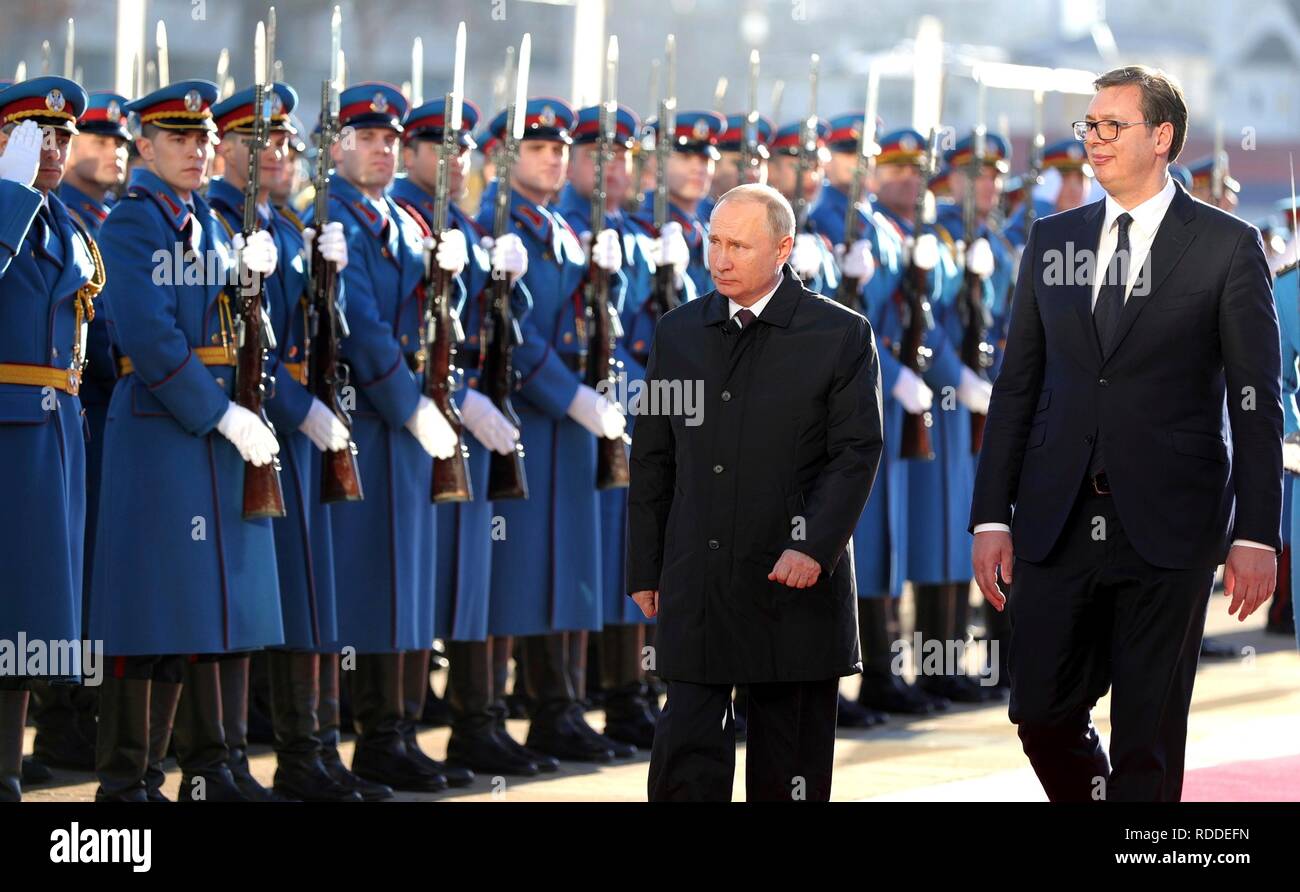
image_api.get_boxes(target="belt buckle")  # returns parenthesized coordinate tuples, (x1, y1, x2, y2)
(66, 368, 80, 396)
(1090, 472, 1111, 496)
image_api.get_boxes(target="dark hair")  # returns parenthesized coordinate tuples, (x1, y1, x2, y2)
(1092, 65, 1188, 163)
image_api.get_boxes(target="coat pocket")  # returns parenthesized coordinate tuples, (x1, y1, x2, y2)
(1171, 429, 1227, 463)
(0, 388, 53, 425)
(1025, 420, 1046, 449)
(1156, 289, 1211, 311)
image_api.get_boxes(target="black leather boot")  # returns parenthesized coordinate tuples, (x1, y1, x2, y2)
(318, 653, 392, 801)
(173, 660, 249, 802)
(445, 640, 537, 776)
(401, 649, 473, 787)
(94, 676, 151, 802)
(29, 681, 96, 771)
(219, 655, 282, 800)
(351, 653, 446, 793)
(599, 624, 657, 749)
(0, 690, 29, 802)
(915, 583, 989, 704)
(857, 597, 936, 716)
(144, 681, 182, 802)
(267, 650, 360, 802)
(489, 700, 559, 773)
(520, 634, 614, 763)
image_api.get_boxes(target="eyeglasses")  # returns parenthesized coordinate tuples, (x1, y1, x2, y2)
(1072, 120, 1152, 142)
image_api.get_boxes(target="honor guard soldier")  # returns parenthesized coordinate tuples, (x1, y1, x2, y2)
(633, 110, 724, 298)
(90, 79, 285, 802)
(304, 81, 470, 793)
(709, 113, 773, 201)
(1187, 155, 1241, 212)
(808, 113, 919, 726)
(391, 97, 556, 777)
(931, 130, 1016, 700)
(24, 90, 132, 779)
(873, 127, 991, 713)
(767, 117, 840, 295)
(0, 77, 102, 802)
(1278, 258, 1300, 652)
(207, 82, 362, 801)
(1005, 138, 1095, 247)
(1168, 162, 1192, 191)
(554, 102, 666, 751)
(477, 98, 631, 763)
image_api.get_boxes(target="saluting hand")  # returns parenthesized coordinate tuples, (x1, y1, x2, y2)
(768, 549, 821, 589)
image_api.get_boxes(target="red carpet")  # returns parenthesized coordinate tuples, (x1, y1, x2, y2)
(1182, 754, 1300, 801)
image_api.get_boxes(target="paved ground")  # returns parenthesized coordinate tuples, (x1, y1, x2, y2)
(20, 587, 1300, 802)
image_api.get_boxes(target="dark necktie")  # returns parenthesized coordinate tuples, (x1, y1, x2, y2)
(1092, 212, 1133, 355)
(732, 307, 756, 330)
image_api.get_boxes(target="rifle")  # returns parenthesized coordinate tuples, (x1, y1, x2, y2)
(835, 62, 878, 309)
(738, 50, 760, 185)
(306, 5, 363, 504)
(1211, 121, 1225, 206)
(423, 21, 473, 504)
(585, 37, 631, 491)
(894, 128, 939, 461)
(792, 53, 820, 232)
(957, 125, 994, 454)
(643, 34, 679, 332)
(235, 21, 287, 519)
(479, 35, 531, 501)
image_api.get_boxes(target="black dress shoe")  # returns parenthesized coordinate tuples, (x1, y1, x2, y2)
(858, 673, 941, 715)
(495, 727, 560, 773)
(836, 693, 881, 729)
(320, 744, 393, 801)
(401, 725, 474, 787)
(273, 758, 363, 802)
(229, 751, 287, 801)
(602, 690, 657, 751)
(446, 730, 539, 777)
(569, 705, 636, 759)
(919, 675, 991, 704)
(177, 766, 252, 802)
(1200, 636, 1239, 660)
(351, 743, 448, 793)
(21, 755, 53, 785)
(526, 710, 615, 764)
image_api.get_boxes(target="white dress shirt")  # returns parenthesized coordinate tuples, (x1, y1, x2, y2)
(727, 272, 783, 324)
(975, 174, 1271, 553)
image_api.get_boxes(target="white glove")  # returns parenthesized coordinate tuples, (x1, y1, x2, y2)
(966, 236, 995, 278)
(405, 394, 459, 459)
(487, 232, 528, 280)
(650, 221, 691, 281)
(461, 389, 519, 455)
(958, 366, 993, 415)
(566, 384, 626, 440)
(791, 233, 823, 279)
(0, 120, 42, 187)
(911, 232, 940, 271)
(891, 366, 934, 415)
(837, 238, 876, 282)
(216, 402, 281, 467)
(1284, 440, 1300, 474)
(591, 228, 622, 272)
(298, 398, 351, 452)
(434, 228, 468, 274)
(302, 221, 349, 272)
(233, 229, 279, 275)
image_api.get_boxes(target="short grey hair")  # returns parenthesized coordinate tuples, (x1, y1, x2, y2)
(711, 183, 796, 243)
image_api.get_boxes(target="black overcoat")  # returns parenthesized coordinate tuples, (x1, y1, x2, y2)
(627, 266, 884, 683)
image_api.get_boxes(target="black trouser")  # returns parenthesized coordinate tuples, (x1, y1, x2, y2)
(1008, 480, 1214, 802)
(648, 677, 839, 802)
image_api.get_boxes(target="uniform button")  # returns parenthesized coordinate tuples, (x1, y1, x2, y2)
(215, 377, 226, 388)
(563, 332, 573, 344)
(708, 539, 720, 550)
(713, 464, 724, 474)
(51, 348, 58, 359)
(400, 334, 409, 346)
(211, 333, 221, 344)
(468, 377, 478, 388)
(1098, 377, 1108, 386)
(721, 390, 731, 401)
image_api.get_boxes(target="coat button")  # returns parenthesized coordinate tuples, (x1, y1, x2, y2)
(215, 377, 226, 388)
(400, 334, 409, 346)
(721, 390, 731, 401)
(708, 539, 720, 550)
(211, 333, 221, 344)
(563, 332, 573, 344)
(51, 347, 58, 359)
(713, 464, 724, 474)
(1098, 377, 1108, 386)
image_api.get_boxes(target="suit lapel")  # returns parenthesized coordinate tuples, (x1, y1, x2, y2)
(1070, 199, 1106, 368)
(1103, 184, 1197, 363)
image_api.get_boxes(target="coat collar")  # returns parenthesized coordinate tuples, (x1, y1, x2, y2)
(331, 174, 391, 240)
(388, 176, 436, 222)
(205, 176, 272, 230)
(127, 167, 202, 234)
(57, 181, 109, 226)
(702, 265, 802, 328)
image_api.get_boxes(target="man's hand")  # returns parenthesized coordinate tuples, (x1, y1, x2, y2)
(768, 549, 821, 589)
(1223, 544, 1277, 622)
(631, 590, 659, 619)
(972, 529, 1014, 611)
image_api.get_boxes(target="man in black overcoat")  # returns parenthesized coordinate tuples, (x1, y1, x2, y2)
(627, 183, 884, 801)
